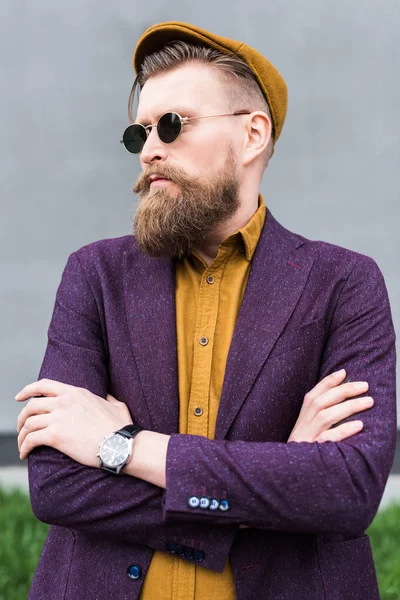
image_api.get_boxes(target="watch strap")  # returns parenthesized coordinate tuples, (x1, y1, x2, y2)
(117, 424, 144, 439)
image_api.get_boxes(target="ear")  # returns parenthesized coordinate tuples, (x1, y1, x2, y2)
(242, 112, 272, 167)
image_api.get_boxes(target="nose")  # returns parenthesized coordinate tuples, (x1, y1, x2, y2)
(140, 126, 168, 167)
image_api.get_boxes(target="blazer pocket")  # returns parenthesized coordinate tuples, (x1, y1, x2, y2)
(28, 525, 76, 600)
(268, 317, 326, 359)
(317, 535, 380, 599)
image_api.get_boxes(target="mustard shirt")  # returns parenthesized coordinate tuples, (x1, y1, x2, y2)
(139, 194, 266, 600)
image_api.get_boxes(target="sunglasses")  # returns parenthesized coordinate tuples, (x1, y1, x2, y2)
(120, 110, 251, 154)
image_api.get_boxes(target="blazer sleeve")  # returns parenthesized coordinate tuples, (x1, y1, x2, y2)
(163, 255, 397, 536)
(27, 251, 237, 573)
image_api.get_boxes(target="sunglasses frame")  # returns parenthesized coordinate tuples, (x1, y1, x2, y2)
(120, 110, 251, 154)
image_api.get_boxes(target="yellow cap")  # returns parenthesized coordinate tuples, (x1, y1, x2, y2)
(132, 21, 288, 144)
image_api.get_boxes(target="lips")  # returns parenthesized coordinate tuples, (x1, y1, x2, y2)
(149, 176, 170, 183)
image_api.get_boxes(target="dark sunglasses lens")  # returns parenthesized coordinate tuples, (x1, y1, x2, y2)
(122, 124, 147, 154)
(157, 112, 182, 143)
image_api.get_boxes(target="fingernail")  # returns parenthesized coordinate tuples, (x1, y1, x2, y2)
(361, 397, 373, 405)
(355, 381, 368, 389)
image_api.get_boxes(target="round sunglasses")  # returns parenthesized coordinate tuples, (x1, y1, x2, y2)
(120, 110, 251, 154)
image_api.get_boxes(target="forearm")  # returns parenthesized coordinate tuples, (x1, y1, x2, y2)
(161, 431, 395, 535)
(28, 444, 237, 572)
(124, 430, 169, 488)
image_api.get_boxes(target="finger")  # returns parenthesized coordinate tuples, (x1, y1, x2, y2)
(19, 429, 51, 460)
(17, 397, 58, 432)
(318, 381, 369, 410)
(18, 414, 50, 451)
(15, 378, 74, 402)
(317, 396, 374, 430)
(316, 420, 364, 443)
(304, 369, 347, 403)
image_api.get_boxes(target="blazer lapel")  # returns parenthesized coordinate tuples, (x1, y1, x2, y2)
(123, 246, 179, 434)
(214, 207, 314, 440)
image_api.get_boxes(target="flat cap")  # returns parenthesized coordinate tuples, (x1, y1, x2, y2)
(132, 21, 288, 143)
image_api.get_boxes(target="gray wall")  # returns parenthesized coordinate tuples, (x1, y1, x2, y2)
(2, 1, 399, 432)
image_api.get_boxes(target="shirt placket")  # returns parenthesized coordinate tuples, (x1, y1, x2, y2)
(187, 250, 231, 438)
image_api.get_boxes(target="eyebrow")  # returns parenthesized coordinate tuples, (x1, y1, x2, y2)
(135, 107, 198, 125)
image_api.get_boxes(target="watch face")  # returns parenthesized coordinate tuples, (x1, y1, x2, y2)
(100, 435, 130, 467)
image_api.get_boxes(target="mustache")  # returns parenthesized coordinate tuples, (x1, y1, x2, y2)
(133, 164, 199, 194)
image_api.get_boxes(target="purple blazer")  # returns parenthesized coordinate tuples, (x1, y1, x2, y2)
(27, 207, 396, 600)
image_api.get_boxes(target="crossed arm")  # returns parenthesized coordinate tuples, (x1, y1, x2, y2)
(15, 251, 397, 570)
(15, 371, 371, 489)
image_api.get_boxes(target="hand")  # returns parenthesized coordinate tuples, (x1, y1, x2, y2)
(287, 369, 373, 443)
(15, 379, 133, 467)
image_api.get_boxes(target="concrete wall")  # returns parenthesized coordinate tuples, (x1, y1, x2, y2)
(2, 1, 399, 432)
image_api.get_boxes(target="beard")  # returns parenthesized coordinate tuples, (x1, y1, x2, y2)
(132, 146, 240, 259)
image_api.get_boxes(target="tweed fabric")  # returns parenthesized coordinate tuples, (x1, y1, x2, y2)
(27, 206, 396, 599)
(132, 21, 288, 143)
(140, 196, 265, 598)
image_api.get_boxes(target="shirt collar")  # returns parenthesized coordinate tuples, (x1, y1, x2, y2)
(187, 193, 266, 270)
(235, 193, 266, 261)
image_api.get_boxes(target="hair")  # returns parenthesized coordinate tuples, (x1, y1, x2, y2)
(128, 41, 274, 168)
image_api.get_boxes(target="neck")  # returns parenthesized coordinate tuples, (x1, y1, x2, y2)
(192, 192, 259, 266)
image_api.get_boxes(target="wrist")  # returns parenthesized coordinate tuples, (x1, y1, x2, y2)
(124, 430, 170, 488)
(97, 423, 143, 475)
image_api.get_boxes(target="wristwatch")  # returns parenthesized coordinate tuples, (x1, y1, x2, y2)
(97, 424, 143, 475)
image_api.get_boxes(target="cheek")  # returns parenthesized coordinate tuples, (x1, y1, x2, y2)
(177, 130, 230, 173)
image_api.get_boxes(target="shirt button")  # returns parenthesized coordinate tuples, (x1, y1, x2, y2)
(206, 275, 215, 284)
(199, 336, 209, 346)
(194, 407, 203, 416)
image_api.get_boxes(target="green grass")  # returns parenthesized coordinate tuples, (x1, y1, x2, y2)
(0, 486, 399, 600)
(0, 487, 49, 600)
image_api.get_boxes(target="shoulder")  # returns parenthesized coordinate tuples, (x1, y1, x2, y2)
(72, 235, 140, 265)
(272, 213, 385, 282)
(58, 235, 149, 291)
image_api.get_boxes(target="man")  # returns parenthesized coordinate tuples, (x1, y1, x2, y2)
(16, 21, 396, 600)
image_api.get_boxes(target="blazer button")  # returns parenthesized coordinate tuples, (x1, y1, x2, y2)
(127, 564, 142, 580)
(188, 495, 200, 508)
(219, 499, 230, 511)
(193, 550, 205, 562)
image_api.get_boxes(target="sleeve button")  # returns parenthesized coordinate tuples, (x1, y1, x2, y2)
(188, 495, 200, 508)
(219, 499, 230, 511)
(166, 541, 177, 553)
(193, 550, 205, 562)
(199, 497, 211, 509)
(209, 498, 219, 510)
